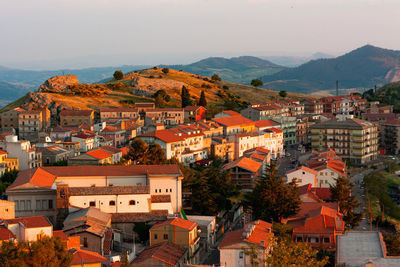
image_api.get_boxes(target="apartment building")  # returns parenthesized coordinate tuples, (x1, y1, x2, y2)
(0, 135, 41, 170)
(302, 99, 323, 114)
(184, 106, 206, 122)
(145, 108, 184, 126)
(18, 109, 50, 141)
(37, 145, 70, 165)
(212, 115, 255, 136)
(0, 150, 18, 175)
(60, 110, 94, 127)
(99, 108, 138, 122)
(0, 107, 25, 129)
(320, 95, 367, 115)
(272, 116, 297, 146)
(311, 118, 378, 165)
(380, 119, 400, 155)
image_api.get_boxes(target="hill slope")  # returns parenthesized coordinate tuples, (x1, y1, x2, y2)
(363, 81, 400, 112)
(168, 56, 285, 84)
(1, 68, 312, 115)
(260, 45, 400, 94)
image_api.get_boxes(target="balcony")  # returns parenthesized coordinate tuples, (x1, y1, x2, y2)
(189, 236, 201, 257)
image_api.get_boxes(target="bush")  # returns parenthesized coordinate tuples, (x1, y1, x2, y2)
(222, 85, 229, 90)
(162, 68, 169, 74)
(211, 74, 221, 81)
(279, 90, 287, 98)
(251, 79, 263, 87)
(113, 70, 124, 80)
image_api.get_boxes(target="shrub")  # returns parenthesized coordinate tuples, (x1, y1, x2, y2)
(211, 74, 221, 81)
(162, 68, 169, 74)
(113, 70, 124, 80)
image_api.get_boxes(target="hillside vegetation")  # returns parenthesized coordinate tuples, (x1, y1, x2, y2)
(363, 81, 400, 112)
(1, 68, 313, 115)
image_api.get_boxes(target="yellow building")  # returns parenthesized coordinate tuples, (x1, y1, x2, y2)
(0, 199, 15, 220)
(150, 217, 200, 259)
(0, 150, 19, 175)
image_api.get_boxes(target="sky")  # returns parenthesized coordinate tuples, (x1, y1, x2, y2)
(1, 0, 400, 69)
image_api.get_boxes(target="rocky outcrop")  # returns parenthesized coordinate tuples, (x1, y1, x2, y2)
(21, 92, 75, 115)
(38, 75, 79, 93)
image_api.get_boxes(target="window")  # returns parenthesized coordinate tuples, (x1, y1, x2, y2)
(170, 189, 172, 192)
(155, 189, 158, 193)
(154, 234, 158, 240)
(20, 200, 25, 210)
(42, 200, 48, 210)
(324, 237, 330, 243)
(109, 200, 115, 206)
(166, 189, 168, 193)
(239, 251, 244, 259)
(163, 234, 168, 240)
(83, 237, 88, 247)
(36, 200, 41, 210)
(15, 201, 19, 211)
(26, 200, 31, 210)
(296, 236, 303, 242)
(49, 200, 53, 209)
(129, 200, 136, 206)
(89, 201, 96, 207)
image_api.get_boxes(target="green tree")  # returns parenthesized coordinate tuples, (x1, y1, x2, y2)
(267, 237, 328, 267)
(0, 169, 19, 194)
(245, 164, 301, 222)
(198, 90, 207, 107)
(126, 139, 166, 165)
(0, 236, 72, 267)
(279, 90, 287, 98)
(145, 144, 166, 165)
(330, 176, 362, 229)
(162, 67, 169, 74)
(251, 79, 263, 87)
(113, 70, 124, 80)
(211, 74, 221, 81)
(181, 86, 192, 108)
(153, 89, 170, 108)
(133, 222, 152, 242)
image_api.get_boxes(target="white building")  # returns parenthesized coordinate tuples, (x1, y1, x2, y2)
(4, 216, 53, 242)
(285, 166, 318, 187)
(0, 135, 42, 170)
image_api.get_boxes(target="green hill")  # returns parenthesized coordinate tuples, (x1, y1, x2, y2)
(363, 81, 400, 112)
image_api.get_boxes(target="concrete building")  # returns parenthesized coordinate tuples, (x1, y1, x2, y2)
(212, 115, 255, 136)
(186, 215, 217, 252)
(184, 106, 206, 122)
(0, 149, 18, 175)
(219, 220, 273, 267)
(0, 199, 15, 220)
(131, 241, 187, 267)
(37, 145, 70, 165)
(18, 109, 50, 141)
(4, 216, 53, 242)
(286, 166, 318, 187)
(380, 119, 400, 155)
(0, 135, 42, 170)
(145, 108, 184, 126)
(60, 110, 94, 127)
(311, 118, 379, 165)
(0, 107, 25, 129)
(302, 99, 323, 114)
(100, 108, 138, 122)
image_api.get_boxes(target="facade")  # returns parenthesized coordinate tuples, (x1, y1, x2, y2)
(302, 99, 323, 114)
(37, 145, 70, 165)
(184, 106, 206, 122)
(286, 166, 318, 187)
(145, 108, 184, 126)
(49, 126, 72, 141)
(212, 115, 255, 136)
(0, 199, 15, 220)
(186, 215, 217, 252)
(272, 116, 297, 146)
(0, 135, 42, 170)
(68, 149, 113, 166)
(100, 126, 126, 147)
(210, 137, 235, 162)
(100, 108, 138, 122)
(223, 157, 262, 190)
(0, 150, 18, 175)
(131, 241, 187, 267)
(18, 109, 50, 141)
(380, 119, 400, 155)
(60, 110, 94, 127)
(149, 217, 200, 263)
(311, 118, 379, 165)
(0, 107, 25, 129)
(4, 216, 53, 242)
(71, 133, 96, 152)
(219, 220, 273, 267)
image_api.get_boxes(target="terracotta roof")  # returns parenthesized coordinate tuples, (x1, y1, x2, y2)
(0, 150, 7, 155)
(223, 157, 262, 174)
(68, 186, 150, 196)
(53, 230, 68, 241)
(140, 128, 203, 143)
(73, 133, 95, 140)
(132, 241, 186, 266)
(311, 187, 332, 200)
(7, 165, 182, 192)
(5, 216, 52, 228)
(100, 108, 138, 113)
(151, 195, 172, 203)
(86, 149, 112, 160)
(381, 119, 400, 126)
(99, 145, 122, 154)
(101, 126, 123, 133)
(286, 166, 318, 176)
(287, 202, 339, 221)
(220, 110, 241, 116)
(0, 226, 15, 240)
(69, 249, 108, 265)
(64, 207, 111, 237)
(212, 115, 254, 127)
(266, 127, 284, 133)
(151, 217, 198, 231)
(60, 110, 93, 117)
(254, 119, 280, 128)
(184, 106, 203, 111)
(111, 210, 168, 223)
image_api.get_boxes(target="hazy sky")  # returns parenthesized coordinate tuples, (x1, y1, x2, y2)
(1, 0, 400, 69)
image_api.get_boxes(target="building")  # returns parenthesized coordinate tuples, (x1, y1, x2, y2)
(100, 108, 138, 122)
(37, 145, 70, 165)
(131, 241, 187, 267)
(223, 157, 262, 190)
(60, 110, 94, 127)
(336, 231, 400, 266)
(0, 135, 42, 170)
(311, 118, 379, 165)
(210, 137, 235, 162)
(0, 107, 25, 129)
(320, 95, 367, 115)
(100, 126, 126, 147)
(49, 126, 72, 141)
(272, 116, 297, 146)
(18, 109, 50, 141)
(0, 150, 18, 175)
(149, 217, 200, 263)
(219, 220, 273, 267)
(0, 199, 15, 220)
(302, 99, 323, 114)
(380, 119, 400, 155)
(285, 202, 344, 250)
(68, 149, 113, 166)
(186, 215, 217, 252)
(6, 165, 183, 224)
(184, 106, 206, 122)
(69, 248, 109, 267)
(212, 115, 255, 136)
(71, 133, 96, 152)
(63, 207, 112, 256)
(286, 166, 318, 187)
(4, 216, 53, 242)
(241, 104, 287, 121)
(145, 108, 184, 126)
(214, 110, 241, 118)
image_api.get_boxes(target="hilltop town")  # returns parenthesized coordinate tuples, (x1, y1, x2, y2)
(0, 69, 400, 267)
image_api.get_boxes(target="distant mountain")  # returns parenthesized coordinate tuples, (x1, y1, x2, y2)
(0, 65, 148, 107)
(167, 56, 286, 84)
(260, 45, 400, 94)
(262, 52, 335, 67)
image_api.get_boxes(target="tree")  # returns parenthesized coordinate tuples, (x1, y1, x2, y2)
(0, 236, 72, 267)
(181, 86, 192, 108)
(0, 169, 18, 194)
(211, 74, 221, 81)
(245, 164, 301, 222)
(153, 89, 170, 108)
(125, 139, 166, 165)
(267, 237, 328, 267)
(279, 90, 287, 98)
(162, 68, 169, 74)
(113, 70, 124, 80)
(330, 176, 362, 229)
(133, 222, 152, 243)
(198, 90, 207, 107)
(251, 79, 263, 87)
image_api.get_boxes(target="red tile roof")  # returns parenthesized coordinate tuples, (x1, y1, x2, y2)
(212, 115, 254, 127)
(0, 226, 15, 240)
(151, 217, 198, 231)
(223, 157, 262, 174)
(220, 110, 241, 116)
(111, 211, 168, 223)
(132, 241, 186, 266)
(5, 216, 52, 228)
(69, 249, 108, 265)
(254, 119, 280, 128)
(266, 127, 284, 133)
(286, 166, 319, 176)
(311, 187, 332, 200)
(0, 150, 7, 155)
(86, 149, 112, 160)
(53, 230, 68, 241)
(100, 145, 122, 154)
